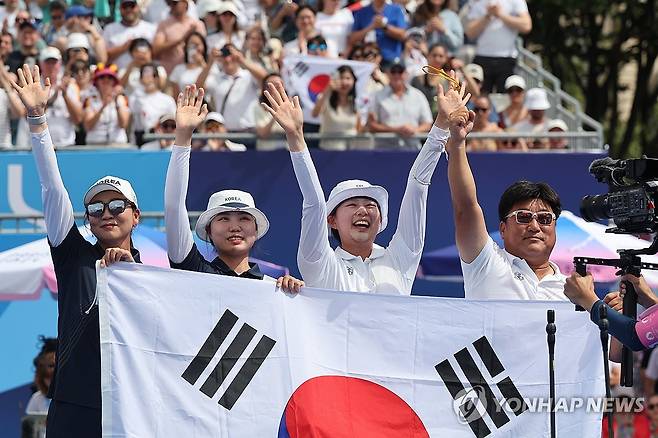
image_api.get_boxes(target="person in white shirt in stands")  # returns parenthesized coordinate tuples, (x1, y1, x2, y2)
(128, 62, 176, 145)
(262, 72, 471, 294)
(314, 0, 354, 57)
(103, 0, 157, 70)
(196, 43, 266, 134)
(446, 118, 568, 299)
(509, 87, 550, 149)
(140, 113, 177, 150)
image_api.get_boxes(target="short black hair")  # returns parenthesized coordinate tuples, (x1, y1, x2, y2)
(498, 181, 562, 222)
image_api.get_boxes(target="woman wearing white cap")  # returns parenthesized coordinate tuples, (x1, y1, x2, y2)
(262, 75, 472, 294)
(165, 85, 304, 292)
(10, 64, 142, 437)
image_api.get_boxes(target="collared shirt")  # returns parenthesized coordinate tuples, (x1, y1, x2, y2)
(352, 2, 407, 62)
(49, 225, 142, 408)
(290, 125, 449, 295)
(205, 68, 259, 130)
(462, 236, 568, 301)
(170, 242, 265, 280)
(371, 85, 433, 148)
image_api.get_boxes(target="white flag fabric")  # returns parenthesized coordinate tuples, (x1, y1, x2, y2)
(98, 263, 604, 437)
(281, 55, 375, 124)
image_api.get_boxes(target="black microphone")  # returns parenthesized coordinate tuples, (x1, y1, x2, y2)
(547, 309, 556, 438)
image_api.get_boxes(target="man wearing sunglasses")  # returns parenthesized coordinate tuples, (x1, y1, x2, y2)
(447, 128, 567, 300)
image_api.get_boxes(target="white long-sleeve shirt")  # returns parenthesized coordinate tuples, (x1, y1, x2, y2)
(31, 130, 75, 246)
(164, 145, 195, 264)
(290, 125, 450, 295)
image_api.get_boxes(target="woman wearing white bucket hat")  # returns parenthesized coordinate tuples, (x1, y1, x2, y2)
(11, 64, 142, 437)
(164, 85, 304, 292)
(262, 72, 473, 294)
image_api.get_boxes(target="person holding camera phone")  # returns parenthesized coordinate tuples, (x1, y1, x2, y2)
(196, 43, 267, 138)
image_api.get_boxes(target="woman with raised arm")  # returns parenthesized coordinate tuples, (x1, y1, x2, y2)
(164, 85, 304, 292)
(262, 74, 473, 294)
(10, 64, 142, 437)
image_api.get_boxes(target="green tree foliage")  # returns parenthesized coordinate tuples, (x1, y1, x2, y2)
(526, 0, 658, 157)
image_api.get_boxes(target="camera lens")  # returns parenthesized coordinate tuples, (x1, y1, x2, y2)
(580, 194, 611, 222)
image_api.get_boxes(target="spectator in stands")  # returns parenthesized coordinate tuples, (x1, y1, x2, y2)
(244, 26, 278, 72)
(68, 60, 93, 144)
(25, 337, 57, 415)
(462, 63, 500, 125)
(498, 136, 527, 151)
(266, 0, 298, 44)
(0, 60, 24, 147)
(6, 20, 40, 73)
(103, 0, 157, 70)
(307, 34, 331, 57)
(411, 0, 463, 53)
(130, 62, 176, 145)
(145, 0, 200, 23)
(197, 43, 266, 135)
(349, 0, 407, 66)
(547, 119, 569, 149)
(465, 0, 532, 93)
(0, 0, 20, 37)
(40, 1, 68, 46)
(119, 38, 167, 94)
(411, 43, 453, 119)
(467, 95, 502, 151)
(141, 113, 176, 150)
(152, 0, 206, 73)
(169, 31, 213, 97)
(83, 64, 130, 145)
(601, 394, 651, 438)
(369, 61, 433, 148)
(62, 5, 108, 64)
(349, 42, 388, 95)
(498, 74, 527, 129)
(40, 47, 81, 147)
(0, 31, 12, 63)
(205, 1, 245, 50)
(194, 111, 247, 151)
(254, 72, 287, 150)
(283, 5, 318, 58)
(646, 395, 658, 433)
(315, 0, 353, 58)
(312, 65, 360, 150)
(509, 87, 550, 149)
(403, 28, 428, 78)
(64, 33, 94, 73)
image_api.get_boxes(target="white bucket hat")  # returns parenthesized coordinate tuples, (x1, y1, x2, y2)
(525, 88, 551, 110)
(83, 175, 139, 207)
(326, 180, 389, 233)
(195, 190, 269, 241)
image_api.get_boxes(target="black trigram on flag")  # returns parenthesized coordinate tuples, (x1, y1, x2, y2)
(181, 309, 276, 410)
(435, 336, 528, 438)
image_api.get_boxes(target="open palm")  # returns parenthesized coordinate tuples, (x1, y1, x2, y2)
(176, 85, 208, 132)
(260, 82, 304, 134)
(10, 64, 51, 116)
(435, 71, 473, 141)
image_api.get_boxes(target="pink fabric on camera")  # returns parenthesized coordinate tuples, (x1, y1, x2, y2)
(636, 304, 658, 348)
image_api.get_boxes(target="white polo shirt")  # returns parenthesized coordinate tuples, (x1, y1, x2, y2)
(102, 20, 157, 69)
(462, 237, 568, 301)
(205, 68, 259, 130)
(290, 125, 449, 295)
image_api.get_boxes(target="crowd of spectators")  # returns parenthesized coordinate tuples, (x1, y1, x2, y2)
(0, 0, 573, 150)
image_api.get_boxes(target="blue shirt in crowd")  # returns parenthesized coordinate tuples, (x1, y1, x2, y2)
(352, 3, 407, 62)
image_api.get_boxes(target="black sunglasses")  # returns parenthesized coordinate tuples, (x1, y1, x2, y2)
(473, 106, 489, 113)
(86, 199, 134, 218)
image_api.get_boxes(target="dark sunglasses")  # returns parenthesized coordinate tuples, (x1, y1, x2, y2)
(507, 87, 524, 94)
(161, 122, 176, 130)
(308, 43, 327, 51)
(473, 106, 489, 113)
(502, 139, 519, 146)
(121, 1, 138, 8)
(505, 209, 556, 226)
(86, 199, 134, 218)
(389, 68, 405, 75)
(51, 14, 65, 20)
(649, 404, 658, 409)
(364, 51, 378, 58)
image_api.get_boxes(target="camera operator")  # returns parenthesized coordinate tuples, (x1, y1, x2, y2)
(565, 271, 658, 352)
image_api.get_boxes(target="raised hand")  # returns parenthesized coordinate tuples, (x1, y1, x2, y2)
(174, 84, 208, 147)
(434, 70, 474, 142)
(261, 81, 304, 135)
(10, 64, 51, 116)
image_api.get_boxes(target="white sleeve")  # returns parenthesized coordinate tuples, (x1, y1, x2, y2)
(164, 145, 195, 263)
(387, 125, 448, 278)
(289, 149, 333, 265)
(31, 129, 75, 247)
(461, 236, 512, 299)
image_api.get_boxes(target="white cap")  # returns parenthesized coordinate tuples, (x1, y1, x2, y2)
(158, 113, 176, 124)
(198, 0, 222, 17)
(547, 119, 568, 131)
(504, 74, 526, 91)
(83, 176, 139, 207)
(39, 46, 62, 62)
(195, 190, 269, 241)
(464, 63, 484, 82)
(67, 33, 90, 50)
(326, 180, 389, 233)
(205, 111, 225, 124)
(525, 88, 551, 110)
(216, 1, 239, 16)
